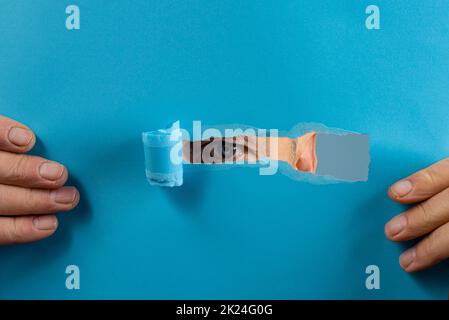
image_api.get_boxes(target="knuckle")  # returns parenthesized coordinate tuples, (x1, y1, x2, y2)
(6, 218, 27, 244)
(8, 154, 29, 182)
(410, 203, 434, 234)
(24, 189, 55, 213)
(418, 236, 440, 267)
(422, 237, 435, 257)
(417, 203, 432, 224)
(420, 169, 437, 188)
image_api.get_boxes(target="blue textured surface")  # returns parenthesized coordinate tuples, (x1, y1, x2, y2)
(1, 0, 449, 299)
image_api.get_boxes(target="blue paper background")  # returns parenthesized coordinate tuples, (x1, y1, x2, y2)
(1, 0, 449, 299)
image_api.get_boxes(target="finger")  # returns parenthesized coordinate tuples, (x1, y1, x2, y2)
(388, 158, 449, 204)
(385, 187, 449, 241)
(0, 151, 68, 189)
(0, 115, 36, 153)
(0, 215, 58, 245)
(0, 185, 79, 215)
(399, 221, 449, 272)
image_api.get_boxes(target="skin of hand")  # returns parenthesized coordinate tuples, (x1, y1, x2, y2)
(385, 158, 449, 272)
(0, 115, 79, 245)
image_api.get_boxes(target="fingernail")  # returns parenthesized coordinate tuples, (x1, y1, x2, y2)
(385, 214, 407, 238)
(33, 216, 57, 231)
(399, 248, 416, 270)
(39, 162, 64, 181)
(8, 127, 33, 147)
(52, 187, 77, 204)
(391, 180, 413, 198)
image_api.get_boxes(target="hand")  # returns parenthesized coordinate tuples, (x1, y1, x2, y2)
(0, 115, 79, 245)
(385, 159, 449, 272)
